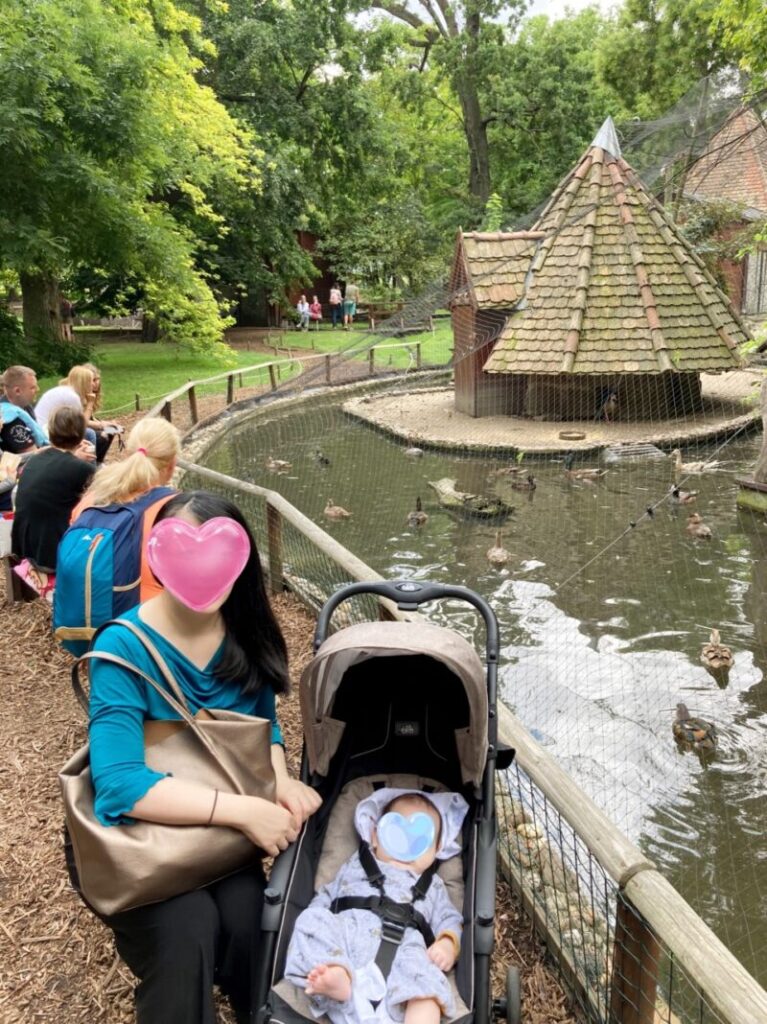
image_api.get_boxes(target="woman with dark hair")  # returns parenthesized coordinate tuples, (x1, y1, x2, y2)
(85, 490, 321, 1024)
(11, 406, 95, 573)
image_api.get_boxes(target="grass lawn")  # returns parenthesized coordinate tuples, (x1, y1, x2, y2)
(36, 321, 452, 416)
(38, 341, 282, 416)
(279, 320, 452, 370)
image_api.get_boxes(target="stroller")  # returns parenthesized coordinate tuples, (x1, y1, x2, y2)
(255, 580, 520, 1024)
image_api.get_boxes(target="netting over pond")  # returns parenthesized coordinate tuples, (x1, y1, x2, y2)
(174, 83, 767, 1010)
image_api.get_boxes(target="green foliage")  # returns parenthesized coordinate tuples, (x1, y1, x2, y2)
(490, 9, 625, 218)
(0, 308, 92, 376)
(481, 194, 505, 232)
(0, 0, 251, 352)
(596, 0, 737, 116)
(713, 0, 767, 79)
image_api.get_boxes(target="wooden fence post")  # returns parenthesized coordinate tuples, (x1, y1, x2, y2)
(325, 354, 332, 384)
(609, 896, 660, 1024)
(161, 401, 171, 423)
(188, 385, 198, 425)
(265, 502, 283, 595)
(416, 342, 422, 370)
(368, 348, 375, 376)
(226, 374, 234, 404)
(135, 393, 141, 412)
(268, 364, 277, 391)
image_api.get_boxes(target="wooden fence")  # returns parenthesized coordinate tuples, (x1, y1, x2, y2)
(177, 458, 767, 1024)
(145, 340, 430, 428)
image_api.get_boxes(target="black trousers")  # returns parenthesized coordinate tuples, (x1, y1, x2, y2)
(101, 864, 265, 1024)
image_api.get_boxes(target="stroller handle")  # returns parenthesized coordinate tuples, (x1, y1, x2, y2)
(313, 579, 499, 661)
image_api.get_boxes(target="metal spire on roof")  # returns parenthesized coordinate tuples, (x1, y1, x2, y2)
(591, 116, 621, 159)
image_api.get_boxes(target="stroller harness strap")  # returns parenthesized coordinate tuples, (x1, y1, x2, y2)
(328, 842, 440, 979)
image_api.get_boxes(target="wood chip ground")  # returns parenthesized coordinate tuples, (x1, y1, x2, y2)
(0, 532, 576, 1024)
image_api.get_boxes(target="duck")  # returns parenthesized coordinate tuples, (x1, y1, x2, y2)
(312, 449, 331, 467)
(324, 499, 352, 520)
(672, 703, 717, 753)
(509, 474, 537, 492)
(406, 496, 428, 527)
(486, 531, 510, 568)
(265, 456, 292, 472)
(492, 464, 525, 478)
(594, 389, 619, 423)
(563, 452, 607, 481)
(670, 485, 698, 505)
(686, 512, 712, 539)
(404, 445, 424, 458)
(701, 628, 734, 672)
(671, 449, 722, 478)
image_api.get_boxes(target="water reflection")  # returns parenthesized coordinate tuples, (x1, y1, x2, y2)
(202, 400, 767, 982)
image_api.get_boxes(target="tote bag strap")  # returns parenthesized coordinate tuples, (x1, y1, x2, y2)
(71, 619, 249, 794)
(76, 649, 247, 794)
(71, 617, 193, 715)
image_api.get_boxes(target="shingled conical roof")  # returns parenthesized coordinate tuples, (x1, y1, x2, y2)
(484, 117, 748, 376)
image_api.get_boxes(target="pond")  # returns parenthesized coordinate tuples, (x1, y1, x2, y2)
(201, 394, 767, 985)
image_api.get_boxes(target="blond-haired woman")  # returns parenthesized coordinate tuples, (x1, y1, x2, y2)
(71, 417, 181, 601)
(83, 361, 123, 462)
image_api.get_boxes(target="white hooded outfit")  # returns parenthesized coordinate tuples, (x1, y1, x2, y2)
(285, 789, 468, 1024)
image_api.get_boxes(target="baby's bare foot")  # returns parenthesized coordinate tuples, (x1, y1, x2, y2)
(305, 964, 352, 1001)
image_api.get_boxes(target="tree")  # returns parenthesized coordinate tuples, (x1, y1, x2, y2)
(490, 9, 624, 219)
(0, 0, 251, 353)
(597, 0, 736, 117)
(713, 0, 767, 81)
(353, 2, 527, 214)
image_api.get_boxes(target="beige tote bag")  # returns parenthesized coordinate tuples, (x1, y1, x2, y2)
(60, 619, 276, 916)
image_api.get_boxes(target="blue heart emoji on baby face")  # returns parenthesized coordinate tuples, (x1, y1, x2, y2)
(377, 811, 436, 862)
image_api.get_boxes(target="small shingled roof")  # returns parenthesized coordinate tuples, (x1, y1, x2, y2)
(685, 107, 767, 215)
(484, 117, 748, 376)
(450, 230, 542, 309)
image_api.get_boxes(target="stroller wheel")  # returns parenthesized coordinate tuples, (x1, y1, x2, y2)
(506, 965, 521, 1023)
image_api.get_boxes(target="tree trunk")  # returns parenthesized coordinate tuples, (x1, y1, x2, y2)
(20, 270, 64, 344)
(141, 313, 160, 343)
(457, 80, 491, 211)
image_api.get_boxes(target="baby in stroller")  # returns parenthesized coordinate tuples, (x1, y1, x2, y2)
(285, 787, 468, 1024)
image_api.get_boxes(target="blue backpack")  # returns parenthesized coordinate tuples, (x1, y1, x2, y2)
(53, 487, 175, 655)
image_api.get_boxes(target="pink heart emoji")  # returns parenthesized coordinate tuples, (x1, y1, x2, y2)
(147, 517, 251, 612)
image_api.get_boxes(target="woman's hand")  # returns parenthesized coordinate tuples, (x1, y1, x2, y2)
(275, 777, 322, 825)
(232, 796, 300, 857)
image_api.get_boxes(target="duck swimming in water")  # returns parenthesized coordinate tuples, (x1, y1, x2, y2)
(486, 531, 510, 568)
(324, 499, 352, 520)
(701, 628, 733, 673)
(406, 497, 428, 527)
(686, 512, 712, 539)
(672, 703, 717, 753)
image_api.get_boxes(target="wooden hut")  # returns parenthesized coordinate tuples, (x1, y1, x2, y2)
(684, 106, 767, 317)
(451, 118, 749, 420)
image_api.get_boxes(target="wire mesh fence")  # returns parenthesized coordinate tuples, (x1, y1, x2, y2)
(159, 89, 767, 1014)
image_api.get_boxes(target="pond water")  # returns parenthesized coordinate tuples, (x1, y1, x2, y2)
(202, 396, 767, 984)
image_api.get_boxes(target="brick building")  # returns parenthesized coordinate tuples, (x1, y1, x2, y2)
(685, 106, 767, 317)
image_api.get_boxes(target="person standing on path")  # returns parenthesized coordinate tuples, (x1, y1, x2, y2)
(329, 283, 343, 329)
(343, 281, 360, 330)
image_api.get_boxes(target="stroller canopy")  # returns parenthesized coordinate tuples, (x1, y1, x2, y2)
(299, 620, 489, 786)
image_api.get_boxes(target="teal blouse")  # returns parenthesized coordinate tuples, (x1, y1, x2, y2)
(88, 605, 283, 826)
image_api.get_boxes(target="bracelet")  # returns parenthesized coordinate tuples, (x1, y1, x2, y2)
(206, 789, 219, 827)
